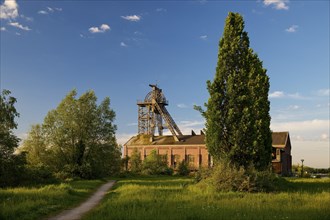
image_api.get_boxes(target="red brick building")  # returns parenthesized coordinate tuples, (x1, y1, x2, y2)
(271, 131, 292, 176)
(123, 131, 292, 175)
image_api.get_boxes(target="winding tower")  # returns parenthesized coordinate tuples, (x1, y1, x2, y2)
(137, 84, 183, 142)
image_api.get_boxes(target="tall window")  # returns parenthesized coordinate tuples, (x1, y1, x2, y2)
(173, 155, 180, 167)
(187, 155, 195, 165)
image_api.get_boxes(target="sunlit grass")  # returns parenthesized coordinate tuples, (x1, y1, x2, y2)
(0, 179, 105, 220)
(84, 176, 330, 220)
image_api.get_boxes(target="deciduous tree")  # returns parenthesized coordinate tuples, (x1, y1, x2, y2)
(0, 90, 26, 187)
(22, 90, 121, 178)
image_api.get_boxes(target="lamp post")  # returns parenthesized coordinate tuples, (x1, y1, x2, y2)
(301, 159, 304, 177)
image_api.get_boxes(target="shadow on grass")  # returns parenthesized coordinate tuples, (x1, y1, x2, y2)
(276, 178, 330, 193)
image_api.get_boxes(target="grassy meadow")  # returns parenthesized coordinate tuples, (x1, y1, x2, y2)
(0, 179, 106, 220)
(84, 176, 330, 220)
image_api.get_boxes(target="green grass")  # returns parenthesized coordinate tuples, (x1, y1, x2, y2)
(84, 176, 330, 220)
(0, 179, 106, 220)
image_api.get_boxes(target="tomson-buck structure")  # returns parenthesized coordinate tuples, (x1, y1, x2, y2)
(123, 85, 292, 175)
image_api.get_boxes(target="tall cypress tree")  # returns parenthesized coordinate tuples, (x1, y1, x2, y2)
(205, 12, 271, 170)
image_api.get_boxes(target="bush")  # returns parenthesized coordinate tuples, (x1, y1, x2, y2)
(194, 166, 212, 182)
(142, 149, 169, 175)
(177, 161, 190, 176)
(25, 164, 56, 184)
(202, 161, 277, 192)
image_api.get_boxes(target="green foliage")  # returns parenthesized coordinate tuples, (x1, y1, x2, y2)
(204, 12, 272, 170)
(142, 149, 169, 175)
(197, 162, 277, 192)
(177, 161, 190, 176)
(0, 179, 105, 220)
(22, 90, 121, 179)
(130, 148, 142, 173)
(0, 90, 26, 187)
(84, 177, 330, 220)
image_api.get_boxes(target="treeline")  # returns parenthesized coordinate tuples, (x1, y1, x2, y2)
(0, 89, 121, 187)
(292, 164, 330, 175)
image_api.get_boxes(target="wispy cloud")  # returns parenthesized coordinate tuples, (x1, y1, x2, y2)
(21, 14, 33, 22)
(121, 15, 141, 22)
(0, 27, 6, 31)
(286, 25, 298, 33)
(263, 0, 289, 10)
(316, 89, 330, 96)
(288, 105, 300, 110)
(120, 42, 128, 47)
(269, 91, 285, 98)
(89, 24, 110, 33)
(200, 35, 208, 40)
(116, 133, 136, 145)
(269, 91, 308, 100)
(177, 103, 189, 108)
(38, 6, 62, 15)
(8, 22, 31, 31)
(127, 122, 137, 126)
(38, 10, 48, 15)
(271, 119, 329, 141)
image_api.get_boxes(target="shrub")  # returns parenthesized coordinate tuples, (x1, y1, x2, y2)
(130, 148, 142, 173)
(177, 161, 190, 176)
(205, 161, 277, 192)
(142, 149, 169, 175)
(194, 166, 212, 183)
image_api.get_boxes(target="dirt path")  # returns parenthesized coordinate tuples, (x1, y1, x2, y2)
(48, 180, 116, 220)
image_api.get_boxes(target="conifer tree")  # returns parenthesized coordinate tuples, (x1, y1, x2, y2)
(205, 12, 271, 170)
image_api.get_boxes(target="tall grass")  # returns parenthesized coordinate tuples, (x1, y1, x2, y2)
(84, 176, 330, 220)
(0, 179, 105, 220)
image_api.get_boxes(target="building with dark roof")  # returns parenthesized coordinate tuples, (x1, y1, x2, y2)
(124, 85, 292, 175)
(123, 131, 293, 175)
(271, 131, 292, 175)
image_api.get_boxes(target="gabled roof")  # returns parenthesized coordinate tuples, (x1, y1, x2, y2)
(272, 132, 289, 148)
(125, 131, 291, 147)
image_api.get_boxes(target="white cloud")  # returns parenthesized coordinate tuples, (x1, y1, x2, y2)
(200, 35, 208, 40)
(127, 122, 137, 126)
(21, 14, 33, 22)
(47, 7, 54, 12)
(288, 105, 300, 110)
(38, 10, 48, 15)
(121, 15, 141, 22)
(120, 42, 128, 47)
(0, 27, 6, 31)
(89, 24, 110, 33)
(38, 7, 62, 15)
(263, 0, 289, 10)
(269, 91, 308, 100)
(0, 0, 19, 19)
(177, 103, 188, 108)
(286, 25, 298, 33)
(317, 89, 330, 96)
(269, 91, 284, 98)
(271, 119, 329, 141)
(8, 22, 31, 31)
(116, 133, 136, 145)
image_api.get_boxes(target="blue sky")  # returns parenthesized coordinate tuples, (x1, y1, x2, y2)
(1, 0, 329, 168)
